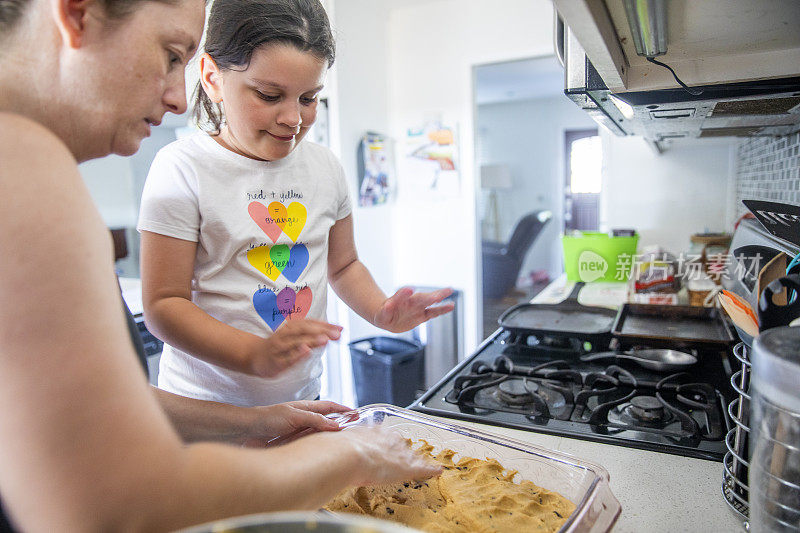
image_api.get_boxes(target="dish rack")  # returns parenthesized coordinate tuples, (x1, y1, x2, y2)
(723, 341, 751, 522)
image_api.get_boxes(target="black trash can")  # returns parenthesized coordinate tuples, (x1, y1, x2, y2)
(349, 336, 424, 407)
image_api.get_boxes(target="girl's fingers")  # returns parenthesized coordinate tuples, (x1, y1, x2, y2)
(424, 302, 455, 319)
(291, 409, 340, 432)
(292, 400, 352, 415)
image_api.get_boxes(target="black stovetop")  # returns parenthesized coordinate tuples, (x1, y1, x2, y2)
(411, 329, 735, 461)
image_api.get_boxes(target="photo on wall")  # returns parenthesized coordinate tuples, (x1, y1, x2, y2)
(398, 121, 460, 201)
(357, 132, 394, 207)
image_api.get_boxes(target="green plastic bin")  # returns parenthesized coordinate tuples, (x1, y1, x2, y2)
(562, 231, 639, 282)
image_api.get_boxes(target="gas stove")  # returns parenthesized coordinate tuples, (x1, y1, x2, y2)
(412, 329, 735, 461)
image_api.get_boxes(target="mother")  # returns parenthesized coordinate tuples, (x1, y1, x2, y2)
(0, 0, 439, 530)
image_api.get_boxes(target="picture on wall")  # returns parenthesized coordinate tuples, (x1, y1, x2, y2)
(398, 121, 460, 200)
(309, 97, 330, 148)
(357, 132, 393, 207)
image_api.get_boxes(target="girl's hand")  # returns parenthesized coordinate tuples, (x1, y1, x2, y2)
(374, 287, 455, 333)
(248, 319, 342, 377)
(323, 426, 443, 486)
(241, 400, 351, 446)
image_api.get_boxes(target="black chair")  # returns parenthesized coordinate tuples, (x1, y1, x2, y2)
(482, 210, 552, 300)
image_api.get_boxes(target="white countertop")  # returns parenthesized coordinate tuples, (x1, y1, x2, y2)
(432, 416, 744, 532)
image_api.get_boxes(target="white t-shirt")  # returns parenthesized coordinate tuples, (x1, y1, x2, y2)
(137, 132, 351, 406)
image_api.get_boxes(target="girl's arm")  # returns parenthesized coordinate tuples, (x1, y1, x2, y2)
(140, 231, 341, 377)
(327, 215, 454, 332)
(152, 388, 349, 445)
(0, 116, 439, 532)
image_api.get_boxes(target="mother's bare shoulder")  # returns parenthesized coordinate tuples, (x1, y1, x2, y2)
(0, 113, 76, 181)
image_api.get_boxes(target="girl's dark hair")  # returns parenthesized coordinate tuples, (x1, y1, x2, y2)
(193, 0, 335, 133)
(1, 0, 178, 34)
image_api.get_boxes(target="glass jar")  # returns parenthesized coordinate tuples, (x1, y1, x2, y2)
(749, 327, 800, 532)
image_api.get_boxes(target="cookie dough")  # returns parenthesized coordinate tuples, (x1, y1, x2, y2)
(325, 441, 575, 532)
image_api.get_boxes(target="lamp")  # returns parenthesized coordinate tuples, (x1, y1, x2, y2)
(480, 164, 513, 242)
(622, 0, 668, 57)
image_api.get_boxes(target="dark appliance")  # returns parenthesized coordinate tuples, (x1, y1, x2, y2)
(412, 313, 736, 461)
(721, 214, 800, 521)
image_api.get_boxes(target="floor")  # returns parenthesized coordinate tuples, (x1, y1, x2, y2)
(482, 282, 549, 339)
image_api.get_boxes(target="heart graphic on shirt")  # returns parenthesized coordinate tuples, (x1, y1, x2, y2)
(269, 244, 290, 276)
(248, 243, 309, 282)
(286, 286, 312, 321)
(252, 286, 313, 330)
(284, 202, 307, 242)
(267, 201, 287, 231)
(248, 201, 281, 243)
(281, 244, 309, 282)
(253, 288, 284, 331)
(247, 245, 279, 281)
(249, 201, 307, 242)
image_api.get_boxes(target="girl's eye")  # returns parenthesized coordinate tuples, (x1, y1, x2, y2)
(256, 92, 280, 102)
(300, 96, 318, 106)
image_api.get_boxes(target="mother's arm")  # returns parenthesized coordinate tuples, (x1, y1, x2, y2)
(0, 115, 438, 532)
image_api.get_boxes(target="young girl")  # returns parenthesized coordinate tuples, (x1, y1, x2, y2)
(138, 0, 454, 407)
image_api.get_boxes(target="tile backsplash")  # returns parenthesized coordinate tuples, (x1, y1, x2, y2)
(735, 132, 800, 218)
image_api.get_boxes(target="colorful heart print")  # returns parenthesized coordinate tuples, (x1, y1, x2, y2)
(248, 201, 281, 243)
(249, 200, 307, 242)
(247, 245, 280, 281)
(247, 243, 308, 282)
(281, 244, 308, 283)
(283, 202, 307, 242)
(269, 245, 291, 277)
(253, 286, 313, 330)
(268, 201, 287, 232)
(288, 286, 312, 320)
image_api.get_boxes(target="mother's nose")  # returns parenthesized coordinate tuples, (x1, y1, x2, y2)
(163, 74, 188, 116)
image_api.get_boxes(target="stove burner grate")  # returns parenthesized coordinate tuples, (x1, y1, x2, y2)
(446, 354, 728, 443)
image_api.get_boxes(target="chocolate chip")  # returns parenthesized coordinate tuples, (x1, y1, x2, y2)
(386, 507, 394, 515)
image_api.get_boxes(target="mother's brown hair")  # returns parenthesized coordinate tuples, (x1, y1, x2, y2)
(0, 0, 180, 33)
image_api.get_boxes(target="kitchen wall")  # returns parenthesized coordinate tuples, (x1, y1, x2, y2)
(601, 135, 737, 256)
(383, 0, 557, 352)
(734, 132, 800, 216)
(326, 0, 394, 342)
(328, 0, 559, 353)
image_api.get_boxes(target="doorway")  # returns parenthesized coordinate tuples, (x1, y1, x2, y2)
(564, 129, 601, 232)
(474, 55, 579, 339)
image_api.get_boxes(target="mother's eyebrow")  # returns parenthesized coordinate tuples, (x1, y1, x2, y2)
(173, 29, 198, 54)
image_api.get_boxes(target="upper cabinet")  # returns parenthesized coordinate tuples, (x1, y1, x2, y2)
(554, 0, 800, 151)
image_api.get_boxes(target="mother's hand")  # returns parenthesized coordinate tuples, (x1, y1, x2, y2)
(326, 426, 443, 486)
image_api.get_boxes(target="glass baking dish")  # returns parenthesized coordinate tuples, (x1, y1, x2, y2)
(328, 404, 621, 533)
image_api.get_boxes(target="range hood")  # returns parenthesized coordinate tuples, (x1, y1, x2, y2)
(554, 0, 800, 152)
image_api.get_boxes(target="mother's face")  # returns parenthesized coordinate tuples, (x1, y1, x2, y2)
(70, 0, 205, 158)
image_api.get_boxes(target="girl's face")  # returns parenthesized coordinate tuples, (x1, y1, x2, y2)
(206, 43, 327, 161)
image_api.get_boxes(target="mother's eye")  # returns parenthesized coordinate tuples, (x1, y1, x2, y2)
(167, 50, 182, 69)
